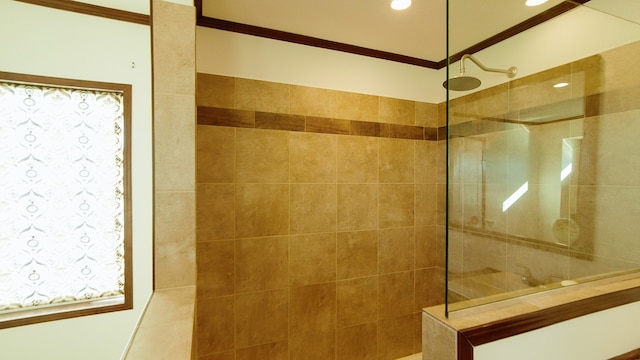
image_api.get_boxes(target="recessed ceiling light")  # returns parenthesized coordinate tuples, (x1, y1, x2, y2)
(553, 82, 569, 88)
(525, 0, 548, 6)
(391, 0, 411, 11)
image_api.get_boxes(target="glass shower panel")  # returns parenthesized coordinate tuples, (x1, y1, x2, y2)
(446, 0, 640, 313)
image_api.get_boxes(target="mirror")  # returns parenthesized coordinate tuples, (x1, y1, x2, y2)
(448, 63, 597, 258)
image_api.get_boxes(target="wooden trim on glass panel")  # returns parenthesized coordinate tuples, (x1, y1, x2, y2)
(194, 0, 590, 69)
(15, 0, 150, 25)
(0, 71, 133, 329)
(456, 285, 640, 360)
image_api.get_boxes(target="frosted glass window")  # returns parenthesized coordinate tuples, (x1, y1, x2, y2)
(0, 72, 132, 328)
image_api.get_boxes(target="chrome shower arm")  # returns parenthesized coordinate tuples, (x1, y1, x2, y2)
(460, 54, 518, 78)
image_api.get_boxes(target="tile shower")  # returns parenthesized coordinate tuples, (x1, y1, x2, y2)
(446, 39, 640, 308)
(194, 73, 445, 359)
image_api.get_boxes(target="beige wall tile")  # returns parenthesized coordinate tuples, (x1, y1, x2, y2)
(447, 96, 467, 125)
(236, 184, 289, 238)
(378, 271, 415, 320)
(412, 312, 423, 354)
(290, 132, 337, 183)
(236, 341, 288, 360)
(379, 96, 415, 125)
(379, 138, 415, 184)
(436, 184, 446, 227)
(197, 125, 234, 184)
(422, 312, 457, 360)
(236, 128, 289, 183)
(155, 191, 196, 289)
(416, 226, 438, 269)
(197, 184, 234, 241)
(289, 329, 336, 360)
(155, 93, 196, 191)
(337, 230, 378, 280)
(337, 184, 378, 231)
(197, 240, 234, 299)
(465, 83, 509, 121)
(337, 277, 377, 327)
(415, 267, 445, 310)
(377, 314, 416, 360)
(379, 184, 415, 228)
(593, 111, 640, 186)
(415, 141, 437, 184)
(197, 73, 235, 108)
(590, 186, 640, 263)
(290, 283, 337, 334)
(334, 91, 379, 122)
(509, 65, 571, 113)
(436, 226, 447, 269)
(290, 85, 377, 121)
(236, 236, 289, 293)
(337, 323, 377, 360)
(289, 85, 336, 118)
(572, 54, 601, 97)
(199, 351, 235, 360)
(437, 102, 446, 128)
(152, 0, 195, 96)
(437, 139, 447, 184)
(289, 233, 337, 287)
(289, 284, 337, 359)
(590, 40, 640, 94)
(593, 85, 640, 116)
(235, 78, 290, 113)
(416, 101, 439, 128)
(337, 136, 379, 183)
(236, 289, 288, 348)
(197, 296, 234, 356)
(379, 228, 415, 274)
(415, 183, 437, 226)
(290, 184, 337, 234)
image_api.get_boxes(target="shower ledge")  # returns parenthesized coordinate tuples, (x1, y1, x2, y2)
(124, 286, 195, 360)
(422, 271, 640, 360)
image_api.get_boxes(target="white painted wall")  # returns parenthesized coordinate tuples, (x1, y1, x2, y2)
(196, 26, 447, 103)
(474, 301, 640, 360)
(0, 1, 153, 359)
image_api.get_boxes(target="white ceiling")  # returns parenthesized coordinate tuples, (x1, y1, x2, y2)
(201, 0, 640, 65)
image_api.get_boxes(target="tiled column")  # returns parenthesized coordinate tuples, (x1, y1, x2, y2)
(152, 0, 196, 289)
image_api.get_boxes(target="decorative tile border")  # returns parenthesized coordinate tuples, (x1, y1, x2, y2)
(197, 89, 640, 141)
(197, 106, 442, 141)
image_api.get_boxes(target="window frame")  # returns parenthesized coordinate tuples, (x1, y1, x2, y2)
(0, 71, 133, 329)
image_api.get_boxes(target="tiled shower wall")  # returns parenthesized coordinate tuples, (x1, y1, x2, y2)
(195, 73, 445, 360)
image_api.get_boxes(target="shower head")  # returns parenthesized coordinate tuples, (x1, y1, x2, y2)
(443, 75, 482, 91)
(443, 54, 518, 91)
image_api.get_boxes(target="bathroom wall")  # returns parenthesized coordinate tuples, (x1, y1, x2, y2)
(152, 0, 196, 290)
(0, 1, 153, 359)
(447, 40, 640, 301)
(195, 73, 445, 359)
